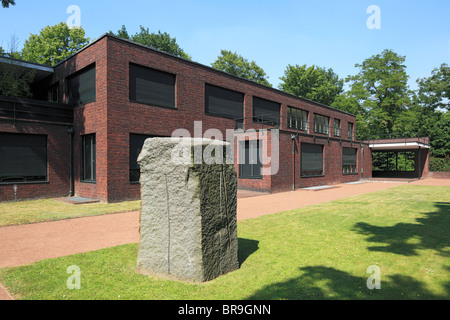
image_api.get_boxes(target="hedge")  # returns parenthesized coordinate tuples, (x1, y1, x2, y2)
(429, 156, 450, 172)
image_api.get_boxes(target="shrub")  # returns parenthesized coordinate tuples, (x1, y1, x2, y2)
(429, 156, 450, 172)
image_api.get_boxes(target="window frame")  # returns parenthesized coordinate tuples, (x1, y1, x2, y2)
(301, 143, 324, 178)
(239, 140, 263, 179)
(342, 147, 358, 175)
(129, 63, 176, 109)
(129, 133, 156, 183)
(314, 114, 330, 135)
(252, 96, 281, 127)
(204, 83, 244, 120)
(348, 122, 354, 141)
(66, 64, 96, 107)
(287, 106, 309, 132)
(334, 118, 341, 137)
(0, 133, 48, 184)
(81, 134, 96, 183)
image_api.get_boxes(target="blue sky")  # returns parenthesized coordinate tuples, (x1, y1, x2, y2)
(1, 0, 449, 90)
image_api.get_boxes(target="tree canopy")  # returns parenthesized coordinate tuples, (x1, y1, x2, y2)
(1, 0, 15, 8)
(110, 25, 191, 60)
(21, 22, 90, 66)
(211, 50, 272, 87)
(332, 49, 410, 138)
(416, 63, 450, 111)
(279, 64, 343, 106)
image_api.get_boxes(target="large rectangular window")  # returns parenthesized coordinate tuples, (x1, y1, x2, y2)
(253, 97, 280, 126)
(314, 114, 330, 135)
(0, 133, 47, 183)
(129, 134, 155, 183)
(205, 84, 244, 120)
(82, 134, 96, 182)
(239, 140, 262, 179)
(129, 63, 176, 109)
(288, 107, 308, 131)
(67, 64, 96, 106)
(301, 143, 324, 177)
(343, 147, 357, 174)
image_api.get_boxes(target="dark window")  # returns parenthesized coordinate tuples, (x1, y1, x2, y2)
(67, 64, 96, 106)
(47, 83, 59, 103)
(129, 63, 176, 108)
(205, 84, 244, 120)
(253, 97, 280, 126)
(348, 122, 354, 141)
(0, 133, 47, 183)
(314, 114, 330, 135)
(288, 107, 308, 131)
(334, 119, 341, 137)
(301, 143, 324, 177)
(129, 134, 154, 183)
(343, 148, 357, 174)
(239, 140, 262, 179)
(82, 134, 96, 182)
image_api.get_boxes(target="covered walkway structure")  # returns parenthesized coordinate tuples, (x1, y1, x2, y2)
(367, 137, 430, 179)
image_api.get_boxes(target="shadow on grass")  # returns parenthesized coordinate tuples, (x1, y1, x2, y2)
(238, 238, 259, 267)
(353, 202, 450, 256)
(247, 266, 450, 300)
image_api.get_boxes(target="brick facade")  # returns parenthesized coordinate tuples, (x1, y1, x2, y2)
(1, 34, 375, 203)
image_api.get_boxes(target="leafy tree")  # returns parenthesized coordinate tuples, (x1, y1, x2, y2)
(0, 61, 35, 98)
(416, 63, 450, 111)
(211, 50, 272, 87)
(110, 25, 191, 60)
(21, 22, 90, 66)
(332, 49, 411, 138)
(1, 0, 15, 8)
(279, 64, 343, 106)
(0, 46, 5, 55)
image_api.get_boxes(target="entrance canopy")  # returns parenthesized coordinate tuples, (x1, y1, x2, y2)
(368, 137, 430, 151)
(367, 138, 430, 179)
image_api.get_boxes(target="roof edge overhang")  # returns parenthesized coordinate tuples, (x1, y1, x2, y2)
(0, 56, 54, 82)
(369, 142, 430, 151)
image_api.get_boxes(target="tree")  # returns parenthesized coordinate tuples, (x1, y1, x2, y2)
(21, 22, 90, 66)
(416, 63, 450, 111)
(110, 25, 191, 60)
(211, 50, 272, 87)
(279, 64, 343, 106)
(0, 61, 35, 98)
(332, 49, 411, 138)
(1, 0, 15, 8)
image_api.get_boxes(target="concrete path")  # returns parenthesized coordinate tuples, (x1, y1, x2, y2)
(1, 178, 448, 300)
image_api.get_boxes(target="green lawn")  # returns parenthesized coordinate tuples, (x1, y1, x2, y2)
(0, 199, 141, 227)
(1, 185, 449, 300)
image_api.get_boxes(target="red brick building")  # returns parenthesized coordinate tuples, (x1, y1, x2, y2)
(2, 33, 413, 203)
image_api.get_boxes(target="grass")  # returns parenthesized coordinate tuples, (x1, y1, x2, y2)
(0, 198, 141, 227)
(0, 185, 449, 300)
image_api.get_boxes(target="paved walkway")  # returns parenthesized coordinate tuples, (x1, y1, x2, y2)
(1, 178, 449, 300)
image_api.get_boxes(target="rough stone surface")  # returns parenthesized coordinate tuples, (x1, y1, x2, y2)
(136, 137, 239, 282)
